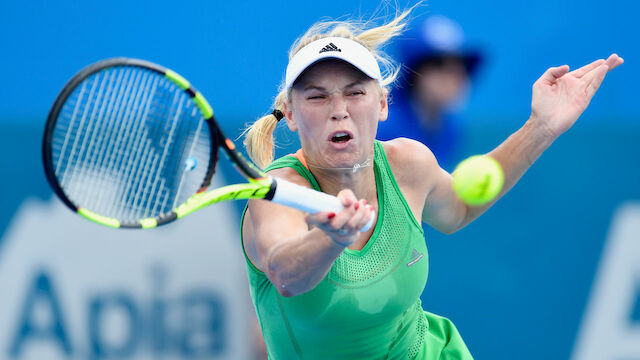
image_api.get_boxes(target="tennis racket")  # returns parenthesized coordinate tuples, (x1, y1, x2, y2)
(42, 58, 375, 230)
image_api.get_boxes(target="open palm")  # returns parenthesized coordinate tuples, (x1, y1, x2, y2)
(531, 54, 623, 137)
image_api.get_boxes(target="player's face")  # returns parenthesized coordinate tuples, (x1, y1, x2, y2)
(284, 60, 388, 169)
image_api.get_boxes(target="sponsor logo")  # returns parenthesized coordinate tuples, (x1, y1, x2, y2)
(0, 196, 248, 359)
(319, 43, 341, 53)
(9, 267, 225, 358)
(572, 203, 640, 360)
(407, 248, 424, 267)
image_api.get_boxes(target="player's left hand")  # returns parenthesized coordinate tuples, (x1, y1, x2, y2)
(530, 53, 623, 138)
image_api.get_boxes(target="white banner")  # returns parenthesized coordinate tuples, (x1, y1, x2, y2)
(0, 193, 251, 360)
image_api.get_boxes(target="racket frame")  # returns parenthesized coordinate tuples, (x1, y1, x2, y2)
(43, 58, 274, 228)
(43, 58, 369, 231)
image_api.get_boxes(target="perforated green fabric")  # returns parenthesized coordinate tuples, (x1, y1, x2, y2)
(242, 141, 443, 359)
(408, 301, 428, 358)
(328, 168, 414, 287)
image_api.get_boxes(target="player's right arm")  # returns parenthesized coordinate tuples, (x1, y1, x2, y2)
(243, 166, 372, 297)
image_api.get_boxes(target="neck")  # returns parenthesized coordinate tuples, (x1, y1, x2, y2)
(309, 164, 377, 201)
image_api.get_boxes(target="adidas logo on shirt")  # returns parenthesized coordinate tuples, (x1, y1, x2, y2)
(407, 248, 424, 267)
(319, 43, 342, 53)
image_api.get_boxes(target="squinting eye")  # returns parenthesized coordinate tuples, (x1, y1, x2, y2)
(349, 91, 365, 96)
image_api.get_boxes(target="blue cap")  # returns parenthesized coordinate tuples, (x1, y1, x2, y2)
(398, 15, 482, 75)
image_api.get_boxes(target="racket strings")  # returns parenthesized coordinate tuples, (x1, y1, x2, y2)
(85, 67, 143, 214)
(60, 67, 142, 216)
(87, 67, 148, 217)
(58, 69, 123, 203)
(73, 69, 121, 205)
(51, 65, 213, 221)
(114, 70, 164, 220)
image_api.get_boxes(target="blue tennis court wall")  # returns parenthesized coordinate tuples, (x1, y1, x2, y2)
(1, 1, 638, 359)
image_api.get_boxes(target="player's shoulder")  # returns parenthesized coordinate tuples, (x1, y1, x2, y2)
(264, 159, 313, 189)
(379, 138, 438, 169)
(379, 138, 441, 188)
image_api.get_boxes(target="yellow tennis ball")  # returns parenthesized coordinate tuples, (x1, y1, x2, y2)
(452, 155, 504, 206)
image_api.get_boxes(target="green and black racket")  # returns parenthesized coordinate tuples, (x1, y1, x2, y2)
(43, 58, 373, 229)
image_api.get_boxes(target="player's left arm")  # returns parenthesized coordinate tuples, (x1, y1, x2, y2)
(384, 138, 466, 234)
(422, 54, 624, 233)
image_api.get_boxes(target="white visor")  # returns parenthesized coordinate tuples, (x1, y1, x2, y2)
(285, 37, 382, 92)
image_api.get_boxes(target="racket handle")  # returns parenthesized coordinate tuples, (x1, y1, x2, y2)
(270, 177, 375, 232)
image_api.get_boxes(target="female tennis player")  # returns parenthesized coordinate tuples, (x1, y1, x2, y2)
(240, 9, 623, 359)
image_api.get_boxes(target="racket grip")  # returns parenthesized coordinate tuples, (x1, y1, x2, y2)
(270, 177, 375, 232)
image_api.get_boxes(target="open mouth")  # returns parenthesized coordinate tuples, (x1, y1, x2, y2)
(329, 131, 353, 143)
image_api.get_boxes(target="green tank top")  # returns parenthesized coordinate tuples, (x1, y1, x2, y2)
(242, 141, 432, 359)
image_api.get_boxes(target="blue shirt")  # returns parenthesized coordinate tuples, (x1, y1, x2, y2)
(377, 96, 462, 172)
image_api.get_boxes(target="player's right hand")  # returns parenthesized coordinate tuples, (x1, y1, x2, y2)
(305, 189, 374, 247)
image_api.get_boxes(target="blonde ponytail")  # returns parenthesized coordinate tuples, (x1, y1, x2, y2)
(244, 5, 417, 168)
(244, 90, 287, 169)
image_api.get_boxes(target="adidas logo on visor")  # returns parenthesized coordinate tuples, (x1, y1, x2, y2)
(285, 37, 382, 91)
(319, 43, 341, 53)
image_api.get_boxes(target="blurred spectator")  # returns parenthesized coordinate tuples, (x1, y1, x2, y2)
(377, 15, 483, 171)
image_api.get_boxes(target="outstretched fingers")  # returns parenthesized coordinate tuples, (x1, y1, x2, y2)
(540, 65, 570, 84)
(570, 59, 605, 78)
(582, 63, 610, 100)
(571, 54, 623, 79)
(605, 53, 624, 71)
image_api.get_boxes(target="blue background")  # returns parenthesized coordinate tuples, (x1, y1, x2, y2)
(1, 1, 639, 359)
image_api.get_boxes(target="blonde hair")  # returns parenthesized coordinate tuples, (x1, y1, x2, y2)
(244, 7, 415, 169)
